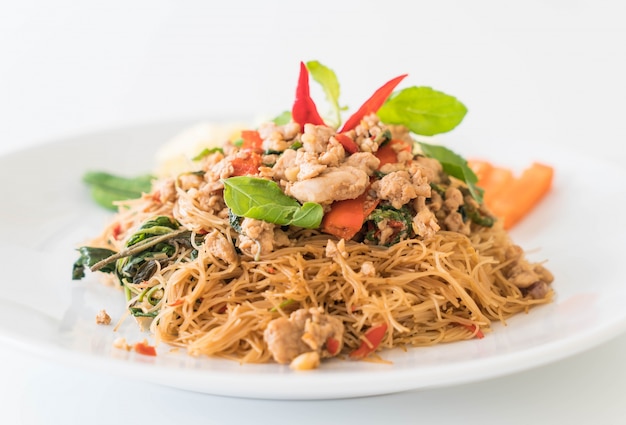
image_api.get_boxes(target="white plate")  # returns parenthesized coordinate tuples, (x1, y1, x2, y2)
(1, 120, 625, 400)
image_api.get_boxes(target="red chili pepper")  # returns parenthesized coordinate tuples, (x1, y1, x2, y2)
(240, 130, 264, 153)
(459, 323, 485, 339)
(333, 132, 359, 154)
(326, 337, 341, 356)
(349, 323, 388, 359)
(292, 61, 325, 128)
(134, 340, 157, 356)
(340, 74, 408, 133)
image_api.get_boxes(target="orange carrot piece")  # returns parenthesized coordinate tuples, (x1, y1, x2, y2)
(375, 139, 412, 168)
(488, 162, 554, 229)
(467, 159, 494, 183)
(321, 193, 379, 240)
(481, 167, 515, 205)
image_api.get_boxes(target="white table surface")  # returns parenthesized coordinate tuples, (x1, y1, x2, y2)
(1, 1, 625, 423)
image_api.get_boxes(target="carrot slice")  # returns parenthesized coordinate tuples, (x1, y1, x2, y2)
(375, 139, 412, 168)
(481, 167, 515, 205)
(467, 159, 494, 183)
(321, 194, 379, 240)
(488, 162, 554, 229)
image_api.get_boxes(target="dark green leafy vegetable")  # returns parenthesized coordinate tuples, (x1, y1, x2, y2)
(365, 205, 414, 246)
(125, 216, 180, 247)
(418, 142, 483, 204)
(82, 171, 154, 210)
(377, 86, 467, 136)
(72, 247, 117, 280)
(228, 209, 244, 233)
(222, 176, 323, 229)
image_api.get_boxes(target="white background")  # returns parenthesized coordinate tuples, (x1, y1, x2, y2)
(1, 1, 626, 423)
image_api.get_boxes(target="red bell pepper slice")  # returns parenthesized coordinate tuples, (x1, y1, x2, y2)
(292, 61, 325, 128)
(340, 74, 408, 133)
(349, 323, 388, 359)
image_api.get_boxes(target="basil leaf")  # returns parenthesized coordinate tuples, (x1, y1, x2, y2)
(418, 142, 483, 204)
(306, 60, 346, 128)
(377, 86, 467, 136)
(272, 111, 292, 125)
(83, 171, 153, 210)
(192, 147, 223, 161)
(222, 176, 323, 228)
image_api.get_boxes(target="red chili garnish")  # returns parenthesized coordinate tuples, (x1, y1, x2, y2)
(292, 61, 325, 128)
(326, 337, 341, 356)
(333, 133, 359, 154)
(168, 299, 184, 307)
(340, 74, 408, 133)
(459, 323, 485, 339)
(134, 341, 157, 357)
(349, 323, 388, 360)
(111, 223, 123, 240)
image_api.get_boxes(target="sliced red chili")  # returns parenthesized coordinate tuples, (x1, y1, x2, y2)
(458, 323, 485, 339)
(326, 337, 341, 356)
(292, 61, 325, 128)
(333, 132, 359, 154)
(340, 74, 408, 133)
(134, 341, 157, 356)
(349, 323, 388, 359)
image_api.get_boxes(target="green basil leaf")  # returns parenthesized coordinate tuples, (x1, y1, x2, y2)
(272, 110, 292, 125)
(83, 171, 153, 210)
(222, 176, 323, 228)
(306, 60, 346, 128)
(377, 86, 467, 136)
(418, 142, 483, 203)
(192, 146, 223, 161)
